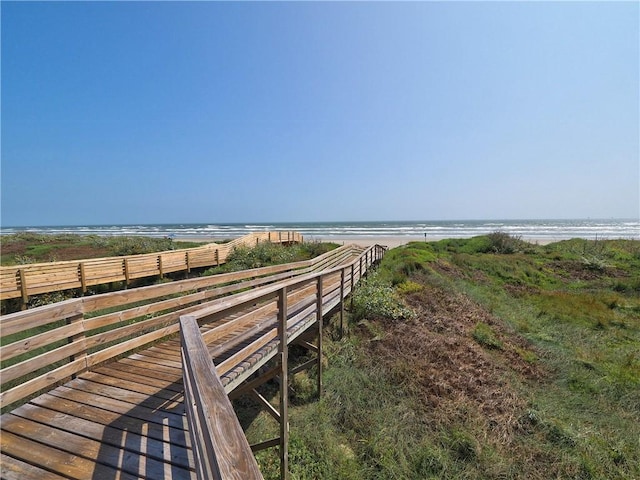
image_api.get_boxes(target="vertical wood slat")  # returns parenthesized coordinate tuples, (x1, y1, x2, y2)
(123, 258, 130, 286)
(316, 276, 323, 398)
(78, 263, 87, 294)
(19, 269, 28, 310)
(278, 287, 289, 480)
(340, 268, 345, 339)
(66, 311, 87, 379)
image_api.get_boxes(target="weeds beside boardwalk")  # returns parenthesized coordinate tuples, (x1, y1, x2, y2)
(244, 236, 639, 479)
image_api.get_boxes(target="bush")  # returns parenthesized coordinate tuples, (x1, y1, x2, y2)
(352, 272, 414, 321)
(486, 231, 524, 254)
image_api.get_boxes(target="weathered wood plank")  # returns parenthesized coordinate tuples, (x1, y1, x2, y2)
(0, 452, 68, 480)
(0, 430, 140, 480)
(2, 415, 196, 479)
(180, 315, 263, 480)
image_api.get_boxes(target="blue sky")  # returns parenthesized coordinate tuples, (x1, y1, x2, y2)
(1, 1, 638, 226)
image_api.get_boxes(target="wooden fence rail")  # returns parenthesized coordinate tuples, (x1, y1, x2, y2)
(0, 241, 386, 479)
(182, 244, 387, 480)
(0, 231, 303, 305)
(181, 315, 263, 480)
(0, 242, 353, 410)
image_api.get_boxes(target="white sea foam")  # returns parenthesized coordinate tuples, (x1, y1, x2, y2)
(1, 220, 638, 240)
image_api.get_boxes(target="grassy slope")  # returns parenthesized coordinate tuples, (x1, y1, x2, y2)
(243, 236, 640, 479)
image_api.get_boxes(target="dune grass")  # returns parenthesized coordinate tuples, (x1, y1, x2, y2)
(242, 235, 639, 479)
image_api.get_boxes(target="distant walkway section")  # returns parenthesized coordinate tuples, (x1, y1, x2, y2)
(1, 231, 302, 308)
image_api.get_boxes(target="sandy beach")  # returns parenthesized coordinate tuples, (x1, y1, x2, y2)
(175, 235, 561, 248)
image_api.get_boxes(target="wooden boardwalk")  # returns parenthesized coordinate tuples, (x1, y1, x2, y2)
(1, 241, 384, 479)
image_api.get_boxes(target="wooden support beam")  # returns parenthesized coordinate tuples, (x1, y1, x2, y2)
(250, 389, 280, 422)
(229, 365, 281, 401)
(250, 438, 280, 453)
(294, 340, 318, 354)
(290, 358, 317, 376)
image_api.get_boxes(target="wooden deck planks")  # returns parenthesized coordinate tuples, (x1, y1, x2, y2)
(1, 247, 375, 479)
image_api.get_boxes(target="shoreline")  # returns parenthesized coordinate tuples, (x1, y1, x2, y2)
(176, 235, 563, 248)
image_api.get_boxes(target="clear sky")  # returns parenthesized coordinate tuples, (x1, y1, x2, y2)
(1, 1, 638, 226)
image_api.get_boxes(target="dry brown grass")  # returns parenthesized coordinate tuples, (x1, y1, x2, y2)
(366, 282, 545, 446)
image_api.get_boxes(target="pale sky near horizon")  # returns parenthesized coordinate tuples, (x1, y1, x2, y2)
(1, 1, 638, 227)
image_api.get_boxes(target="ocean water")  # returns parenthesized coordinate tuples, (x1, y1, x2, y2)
(1, 219, 638, 241)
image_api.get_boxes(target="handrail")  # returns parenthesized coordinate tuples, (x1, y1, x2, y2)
(0, 230, 303, 304)
(181, 315, 263, 480)
(0, 241, 386, 478)
(180, 244, 387, 478)
(0, 243, 362, 409)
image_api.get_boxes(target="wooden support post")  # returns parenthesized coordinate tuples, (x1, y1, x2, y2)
(316, 276, 323, 398)
(124, 259, 131, 287)
(186, 251, 191, 273)
(66, 312, 86, 379)
(278, 287, 289, 480)
(340, 268, 345, 339)
(78, 263, 87, 295)
(215, 249, 220, 267)
(158, 255, 164, 279)
(359, 257, 363, 281)
(279, 231, 282, 243)
(268, 232, 271, 242)
(18, 269, 28, 310)
(350, 264, 355, 311)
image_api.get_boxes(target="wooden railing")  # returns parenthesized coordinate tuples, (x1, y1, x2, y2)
(1, 242, 386, 479)
(0, 231, 303, 305)
(181, 315, 263, 480)
(0, 242, 356, 410)
(181, 245, 386, 480)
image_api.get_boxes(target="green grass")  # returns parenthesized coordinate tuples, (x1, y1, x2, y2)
(242, 235, 640, 479)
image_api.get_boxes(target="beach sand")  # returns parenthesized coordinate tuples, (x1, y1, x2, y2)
(176, 235, 560, 248)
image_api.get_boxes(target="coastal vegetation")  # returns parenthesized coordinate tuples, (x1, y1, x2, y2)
(242, 235, 639, 479)
(0, 232, 205, 265)
(1, 233, 638, 478)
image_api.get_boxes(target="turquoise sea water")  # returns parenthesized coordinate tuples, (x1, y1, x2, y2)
(1, 220, 638, 241)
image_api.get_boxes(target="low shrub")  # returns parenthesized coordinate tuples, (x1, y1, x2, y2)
(352, 272, 414, 321)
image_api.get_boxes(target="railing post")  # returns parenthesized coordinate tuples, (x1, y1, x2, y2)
(124, 258, 131, 287)
(316, 276, 323, 398)
(340, 268, 345, 339)
(18, 269, 28, 310)
(350, 264, 355, 311)
(79, 263, 87, 295)
(278, 287, 289, 480)
(67, 310, 87, 379)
